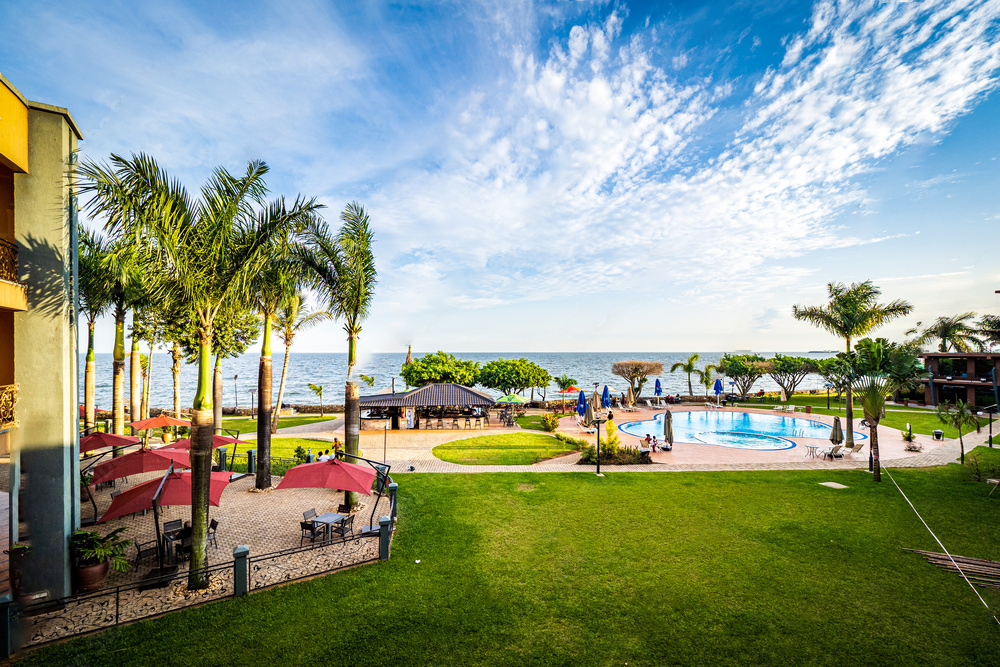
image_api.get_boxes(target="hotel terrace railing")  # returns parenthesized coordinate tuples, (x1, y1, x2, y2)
(0, 239, 16, 283)
(0, 384, 16, 430)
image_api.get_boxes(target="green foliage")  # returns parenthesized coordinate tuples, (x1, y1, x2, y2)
(670, 353, 700, 396)
(432, 433, 576, 465)
(907, 312, 985, 353)
(552, 432, 589, 449)
(176, 301, 261, 363)
(359, 374, 376, 387)
(611, 360, 663, 399)
(765, 354, 817, 398)
(400, 351, 480, 387)
(70, 527, 132, 572)
(719, 353, 767, 397)
(554, 374, 578, 392)
(478, 358, 551, 395)
(293, 446, 307, 463)
(937, 399, 980, 463)
(791, 280, 913, 350)
(978, 314, 1000, 348)
(540, 414, 560, 432)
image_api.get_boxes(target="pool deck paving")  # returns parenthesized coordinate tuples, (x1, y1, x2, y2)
(253, 404, 976, 474)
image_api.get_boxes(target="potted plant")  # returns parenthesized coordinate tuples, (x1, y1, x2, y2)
(70, 527, 132, 593)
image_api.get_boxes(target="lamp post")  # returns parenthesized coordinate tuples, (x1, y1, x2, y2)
(234, 375, 239, 411)
(592, 412, 608, 477)
(248, 388, 257, 419)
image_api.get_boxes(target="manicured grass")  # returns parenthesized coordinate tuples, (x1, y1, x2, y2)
(28, 454, 1000, 666)
(220, 414, 336, 435)
(433, 433, 576, 465)
(515, 413, 573, 431)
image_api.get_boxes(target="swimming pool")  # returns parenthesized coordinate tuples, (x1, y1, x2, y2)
(618, 411, 867, 451)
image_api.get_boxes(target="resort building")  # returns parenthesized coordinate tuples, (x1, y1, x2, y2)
(0, 72, 82, 602)
(920, 352, 999, 408)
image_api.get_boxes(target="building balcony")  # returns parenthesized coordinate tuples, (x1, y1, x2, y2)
(0, 383, 16, 431)
(0, 239, 27, 311)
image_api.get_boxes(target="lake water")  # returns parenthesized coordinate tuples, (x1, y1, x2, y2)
(79, 351, 836, 410)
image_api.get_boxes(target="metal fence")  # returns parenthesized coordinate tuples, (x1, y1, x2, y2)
(248, 534, 379, 591)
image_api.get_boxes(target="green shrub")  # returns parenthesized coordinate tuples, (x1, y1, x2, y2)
(540, 414, 559, 432)
(554, 433, 589, 449)
(293, 446, 307, 463)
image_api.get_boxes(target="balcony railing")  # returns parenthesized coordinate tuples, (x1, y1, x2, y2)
(0, 239, 16, 283)
(0, 383, 16, 430)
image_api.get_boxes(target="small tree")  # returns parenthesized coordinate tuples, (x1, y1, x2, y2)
(937, 400, 980, 465)
(670, 353, 701, 396)
(400, 351, 479, 386)
(478, 358, 550, 397)
(766, 355, 817, 400)
(554, 374, 577, 410)
(816, 356, 852, 405)
(694, 363, 719, 397)
(611, 361, 663, 400)
(718, 354, 767, 398)
(308, 383, 325, 417)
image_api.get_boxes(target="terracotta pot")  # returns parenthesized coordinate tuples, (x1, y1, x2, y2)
(74, 559, 111, 593)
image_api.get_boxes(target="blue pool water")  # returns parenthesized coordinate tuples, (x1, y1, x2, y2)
(619, 411, 867, 451)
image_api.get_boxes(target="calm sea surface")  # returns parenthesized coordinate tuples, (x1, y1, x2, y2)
(79, 352, 836, 410)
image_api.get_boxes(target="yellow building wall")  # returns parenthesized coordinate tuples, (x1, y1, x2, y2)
(0, 77, 29, 174)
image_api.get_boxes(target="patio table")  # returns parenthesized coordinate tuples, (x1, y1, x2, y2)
(804, 445, 819, 458)
(313, 512, 346, 544)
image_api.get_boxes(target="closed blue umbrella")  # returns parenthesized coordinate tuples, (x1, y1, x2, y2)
(654, 379, 662, 396)
(713, 378, 724, 406)
(576, 391, 587, 416)
(601, 385, 610, 408)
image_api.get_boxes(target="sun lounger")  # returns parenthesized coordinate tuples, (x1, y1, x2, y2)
(576, 416, 596, 434)
(822, 445, 844, 460)
(842, 442, 865, 458)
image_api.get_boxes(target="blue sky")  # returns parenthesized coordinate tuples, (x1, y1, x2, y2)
(2, 0, 999, 355)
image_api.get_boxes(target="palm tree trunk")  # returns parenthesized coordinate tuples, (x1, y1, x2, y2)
(140, 371, 148, 421)
(271, 346, 291, 434)
(256, 317, 273, 490)
(687, 374, 693, 396)
(344, 382, 360, 507)
(112, 315, 126, 438)
(213, 355, 223, 436)
(844, 339, 855, 449)
(85, 321, 96, 430)
(171, 342, 182, 419)
(870, 422, 880, 482)
(189, 338, 213, 590)
(130, 330, 141, 434)
(319, 393, 324, 418)
(959, 429, 964, 464)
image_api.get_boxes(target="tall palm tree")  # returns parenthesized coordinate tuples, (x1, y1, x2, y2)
(792, 281, 913, 449)
(670, 353, 701, 396)
(271, 293, 329, 433)
(937, 400, 980, 465)
(906, 313, 985, 353)
(102, 244, 143, 437)
(554, 374, 578, 410)
(297, 202, 377, 507)
(78, 229, 113, 430)
(694, 363, 719, 397)
(253, 260, 299, 490)
(849, 338, 926, 481)
(80, 153, 320, 589)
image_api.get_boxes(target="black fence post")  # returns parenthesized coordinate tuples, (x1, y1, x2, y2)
(388, 482, 398, 521)
(0, 594, 11, 658)
(234, 545, 249, 596)
(247, 449, 256, 474)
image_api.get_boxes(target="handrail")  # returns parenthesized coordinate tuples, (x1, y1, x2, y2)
(0, 239, 16, 283)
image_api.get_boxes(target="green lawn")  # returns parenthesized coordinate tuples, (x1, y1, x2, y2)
(219, 414, 336, 435)
(433, 433, 577, 465)
(28, 450, 1000, 666)
(515, 413, 573, 431)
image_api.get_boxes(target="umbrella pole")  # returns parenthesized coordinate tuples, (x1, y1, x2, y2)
(153, 499, 164, 570)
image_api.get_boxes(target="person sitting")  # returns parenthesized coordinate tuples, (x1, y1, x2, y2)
(318, 450, 330, 462)
(325, 449, 332, 460)
(644, 434, 652, 447)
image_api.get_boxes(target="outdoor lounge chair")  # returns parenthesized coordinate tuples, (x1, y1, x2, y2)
(577, 416, 596, 434)
(843, 442, 865, 459)
(300, 520, 326, 546)
(822, 445, 844, 461)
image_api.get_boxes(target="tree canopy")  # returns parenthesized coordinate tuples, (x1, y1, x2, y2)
(611, 361, 663, 400)
(400, 351, 480, 387)
(478, 358, 551, 396)
(718, 353, 767, 398)
(907, 313, 985, 352)
(765, 355, 817, 398)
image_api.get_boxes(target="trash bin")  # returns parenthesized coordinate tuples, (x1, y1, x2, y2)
(805, 406, 812, 414)
(933, 430, 944, 441)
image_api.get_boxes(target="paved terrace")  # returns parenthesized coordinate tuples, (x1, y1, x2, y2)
(259, 404, 977, 473)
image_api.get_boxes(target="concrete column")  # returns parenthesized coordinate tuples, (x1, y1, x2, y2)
(12, 104, 80, 599)
(378, 516, 391, 560)
(233, 545, 249, 596)
(388, 482, 398, 521)
(217, 447, 227, 472)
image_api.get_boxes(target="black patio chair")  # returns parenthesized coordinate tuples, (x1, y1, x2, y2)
(300, 520, 325, 546)
(163, 519, 182, 536)
(134, 539, 159, 568)
(331, 514, 355, 539)
(303, 508, 317, 523)
(207, 518, 219, 549)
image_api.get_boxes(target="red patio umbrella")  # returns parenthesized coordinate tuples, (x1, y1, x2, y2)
(557, 386, 582, 410)
(277, 458, 376, 502)
(129, 414, 191, 431)
(98, 471, 233, 523)
(79, 432, 141, 454)
(163, 435, 251, 450)
(92, 447, 191, 485)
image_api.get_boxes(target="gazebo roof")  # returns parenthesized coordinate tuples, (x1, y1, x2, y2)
(359, 383, 495, 408)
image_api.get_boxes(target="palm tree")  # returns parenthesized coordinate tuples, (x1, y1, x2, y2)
(554, 374, 577, 411)
(102, 243, 143, 437)
(849, 338, 926, 481)
(792, 281, 913, 450)
(297, 202, 377, 507)
(906, 313, 985, 353)
(271, 293, 329, 433)
(80, 153, 320, 589)
(78, 229, 113, 430)
(670, 353, 701, 396)
(937, 400, 980, 465)
(308, 383, 324, 417)
(694, 363, 719, 397)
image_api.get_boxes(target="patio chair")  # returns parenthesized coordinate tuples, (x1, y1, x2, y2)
(163, 519, 183, 535)
(300, 520, 326, 546)
(331, 514, 355, 539)
(303, 508, 317, 523)
(843, 442, 865, 459)
(207, 518, 219, 549)
(134, 539, 159, 568)
(175, 535, 193, 562)
(822, 445, 844, 461)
